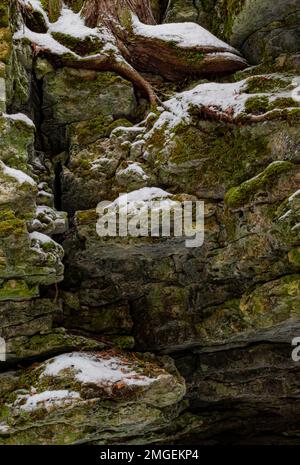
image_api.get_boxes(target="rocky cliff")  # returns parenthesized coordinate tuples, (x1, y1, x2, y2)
(0, 0, 300, 445)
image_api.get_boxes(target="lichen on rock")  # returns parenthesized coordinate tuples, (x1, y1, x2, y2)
(1, 0, 300, 446)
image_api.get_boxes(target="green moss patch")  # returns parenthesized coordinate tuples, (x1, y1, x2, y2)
(51, 32, 103, 56)
(41, 0, 62, 23)
(152, 121, 272, 193)
(0, 28, 12, 64)
(68, 116, 132, 147)
(23, 9, 47, 33)
(245, 95, 299, 115)
(0, 0, 10, 28)
(0, 280, 39, 301)
(225, 161, 295, 208)
(245, 95, 269, 114)
(0, 217, 27, 238)
(244, 76, 290, 94)
(64, 0, 84, 13)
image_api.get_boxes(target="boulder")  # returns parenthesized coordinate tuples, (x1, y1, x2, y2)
(0, 350, 188, 445)
(164, 1, 300, 64)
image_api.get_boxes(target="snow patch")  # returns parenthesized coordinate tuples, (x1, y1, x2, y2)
(30, 206, 68, 234)
(15, 3, 120, 60)
(18, 0, 50, 26)
(4, 112, 35, 128)
(145, 77, 299, 141)
(288, 189, 300, 202)
(14, 26, 76, 56)
(1, 161, 36, 186)
(29, 231, 64, 258)
(100, 187, 178, 220)
(41, 352, 159, 387)
(29, 231, 56, 244)
(16, 390, 81, 412)
(112, 187, 171, 206)
(119, 163, 149, 180)
(0, 422, 9, 433)
(49, 6, 98, 39)
(131, 14, 238, 53)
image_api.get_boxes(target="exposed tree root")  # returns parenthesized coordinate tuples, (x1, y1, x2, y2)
(23, 0, 247, 108)
(198, 106, 295, 124)
(61, 54, 158, 106)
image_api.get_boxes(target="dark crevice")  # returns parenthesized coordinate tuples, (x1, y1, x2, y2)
(54, 161, 63, 211)
(31, 59, 65, 213)
(31, 61, 45, 150)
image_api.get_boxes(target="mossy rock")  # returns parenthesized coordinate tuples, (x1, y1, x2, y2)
(68, 116, 132, 147)
(225, 161, 295, 208)
(42, 68, 137, 130)
(64, 0, 84, 13)
(51, 32, 104, 56)
(34, 58, 55, 80)
(240, 274, 300, 327)
(164, 0, 201, 23)
(40, 0, 62, 23)
(0, 351, 186, 444)
(245, 95, 299, 114)
(211, 0, 300, 63)
(0, 28, 12, 64)
(0, 114, 35, 168)
(245, 95, 270, 114)
(288, 248, 300, 268)
(244, 75, 292, 93)
(22, 7, 47, 33)
(0, 279, 39, 301)
(0, 216, 27, 239)
(148, 121, 273, 196)
(7, 329, 105, 362)
(0, 0, 10, 28)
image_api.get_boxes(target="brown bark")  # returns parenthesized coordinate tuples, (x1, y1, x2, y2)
(23, 0, 247, 106)
(63, 55, 158, 106)
(82, 0, 156, 28)
(80, 0, 246, 81)
(57, 0, 160, 104)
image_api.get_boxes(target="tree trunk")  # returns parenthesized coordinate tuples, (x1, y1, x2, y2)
(79, 0, 246, 80)
(20, 0, 247, 106)
(81, 0, 157, 28)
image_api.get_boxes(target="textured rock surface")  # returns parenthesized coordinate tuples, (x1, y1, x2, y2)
(0, 351, 190, 445)
(42, 67, 139, 154)
(164, 0, 300, 64)
(0, 0, 300, 445)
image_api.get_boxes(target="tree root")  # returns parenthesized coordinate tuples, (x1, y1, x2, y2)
(111, 61, 158, 106)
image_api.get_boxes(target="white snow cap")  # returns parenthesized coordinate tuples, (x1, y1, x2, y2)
(14, 25, 76, 56)
(131, 14, 239, 53)
(14, 1, 120, 59)
(118, 163, 149, 180)
(4, 112, 35, 128)
(17, 390, 81, 412)
(41, 352, 162, 386)
(49, 5, 98, 39)
(29, 231, 57, 244)
(114, 187, 171, 205)
(1, 161, 36, 186)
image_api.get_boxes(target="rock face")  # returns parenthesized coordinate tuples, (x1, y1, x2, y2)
(42, 67, 139, 153)
(0, 351, 190, 445)
(165, 0, 300, 64)
(0, 0, 300, 445)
